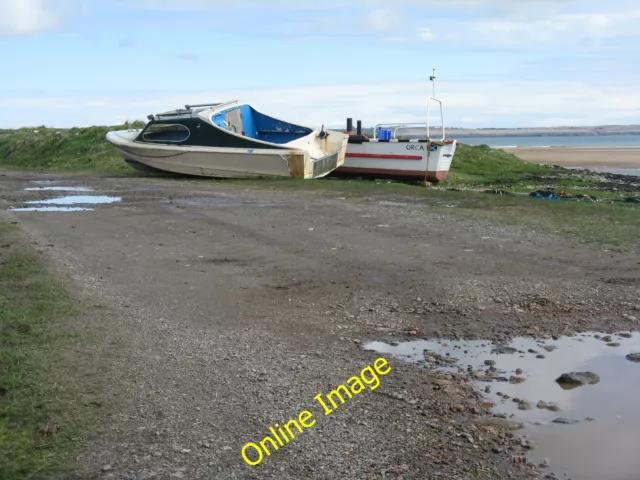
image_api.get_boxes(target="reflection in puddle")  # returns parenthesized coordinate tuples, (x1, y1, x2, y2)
(11, 206, 94, 212)
(364, 333, 640, 480)
(24, 195, 121, 205)
(24, 186, 94, 192)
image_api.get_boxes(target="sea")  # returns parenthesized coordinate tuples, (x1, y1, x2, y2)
(453, 134, 640, 148)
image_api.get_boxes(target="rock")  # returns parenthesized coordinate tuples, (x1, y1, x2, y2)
(492, 446, 504, 453)
(552, 417, 579, 425)
(601, 335, 612, 342)
(539, 458, 551, 469)
(626, 353, 640, 362)
(546, 403, 561, 412)
(509, 375, 526, 384)
(515, 368, 523, 375)
(473, 417, 525, 431)
(543, 345, 557, 352)
(102, 465, 113, 472)
(536, 354, 546, 359)
(518, 401, 532, 411)
(536, 400, 547, 409)
(491, 346, 518, 354)
(484, 359, 496, 366)
(555, 372, 600, 388)
(607, 342, 621, 347)
(620, 332, 633, 338)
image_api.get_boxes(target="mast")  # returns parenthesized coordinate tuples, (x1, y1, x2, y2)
(429, 69, 436, 98)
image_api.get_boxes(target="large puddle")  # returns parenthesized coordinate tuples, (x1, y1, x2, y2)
(364, 333, 640, 480)
(23, 195, 120, 205)
(10, 192, 121, 212)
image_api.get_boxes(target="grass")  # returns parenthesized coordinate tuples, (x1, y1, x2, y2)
(0, 222, 95, 479)
(0, 122, 145, 173)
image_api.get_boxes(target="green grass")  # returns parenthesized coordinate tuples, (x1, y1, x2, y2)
(0, 122, 145, 173)
(0, 222, 94, 479)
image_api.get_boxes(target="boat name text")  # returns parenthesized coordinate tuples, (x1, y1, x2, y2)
(240, 357, 392, 467)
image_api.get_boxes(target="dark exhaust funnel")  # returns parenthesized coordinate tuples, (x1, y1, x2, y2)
(346, 118, 353, 133)
(357, 120, 362, 135)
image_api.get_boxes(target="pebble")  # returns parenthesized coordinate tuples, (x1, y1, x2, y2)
(102, 465, 113, 472)
(536, 401, 547, 409)
(515, 368, 523, 375)
(484, 360, 496, 366)
(552, 417, 579, 425)
(626, 353, 640, 362)
(607, 342, 621, 347)
(536, 354, 546, 359)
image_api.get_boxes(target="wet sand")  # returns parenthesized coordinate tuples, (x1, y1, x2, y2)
(502, 146, 640, 169)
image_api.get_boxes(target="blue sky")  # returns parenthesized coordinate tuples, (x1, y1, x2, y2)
(1, 0, 639, 129)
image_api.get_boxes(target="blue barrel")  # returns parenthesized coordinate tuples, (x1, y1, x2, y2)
(378, 129, 392, 141)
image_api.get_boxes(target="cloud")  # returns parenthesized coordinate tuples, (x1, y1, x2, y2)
(175, 53, 199, 61)
(363, 9, 403, 33)
(0, 0, 84, 37)
(118, 36, 136, 48)
(418, 28, 435, 41)
(471, 9, 640, 46)
(3, 79, 640, 129)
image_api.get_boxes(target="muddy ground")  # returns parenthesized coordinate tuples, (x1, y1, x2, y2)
(1, 171, 639, 480)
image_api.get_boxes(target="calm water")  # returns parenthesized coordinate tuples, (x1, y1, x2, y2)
(451, 134, 640, 148)
(364, 333, 640, 480)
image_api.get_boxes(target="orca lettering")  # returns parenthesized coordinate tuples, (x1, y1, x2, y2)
(406, 144, 425, 151)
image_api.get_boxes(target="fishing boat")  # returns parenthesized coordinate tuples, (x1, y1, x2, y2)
(105, 101, 348, 179)
(331, 71, 457, 182)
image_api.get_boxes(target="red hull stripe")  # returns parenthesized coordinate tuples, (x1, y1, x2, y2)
(345, 153, 422, 160)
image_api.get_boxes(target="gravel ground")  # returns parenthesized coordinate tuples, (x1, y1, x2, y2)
(1, 171, 639, 480)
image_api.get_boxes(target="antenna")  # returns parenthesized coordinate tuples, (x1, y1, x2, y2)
(429, 69, 436, 98)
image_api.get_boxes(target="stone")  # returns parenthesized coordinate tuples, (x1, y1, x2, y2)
(626, 353, 640, 362)
(491, 346, 518, 354)
(536, 401, 547, 409)
(607, 342, 621, 347)
(484, 360, 496, 366)
(555, 372, 600, 388)
(552, 417, 579, 425)
(473, 417, 525, 431)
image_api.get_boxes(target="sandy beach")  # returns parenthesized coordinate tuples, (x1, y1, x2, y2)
(502, 146, 640, 169)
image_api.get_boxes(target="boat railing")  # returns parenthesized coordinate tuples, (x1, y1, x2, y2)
(185, 100, 238, 110)
(372, 69, 446, 142)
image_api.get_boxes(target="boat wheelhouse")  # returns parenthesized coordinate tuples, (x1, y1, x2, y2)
(106, 101, 348, 179)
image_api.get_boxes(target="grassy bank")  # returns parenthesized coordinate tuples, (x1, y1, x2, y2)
(0, 222, 94, 479)
(0, 123, 144, 173)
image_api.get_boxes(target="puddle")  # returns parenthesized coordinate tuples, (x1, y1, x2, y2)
(24, 186, 94, 192)
(23, 196, 121, 205)
(11, 207, 94, 212)
(364, 333, 640, 480)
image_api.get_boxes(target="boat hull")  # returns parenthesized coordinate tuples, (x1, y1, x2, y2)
(333, 138, 457, 182)
(106, 129, 347, 179)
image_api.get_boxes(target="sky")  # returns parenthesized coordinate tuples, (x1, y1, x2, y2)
(1, 0, 639, 129)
